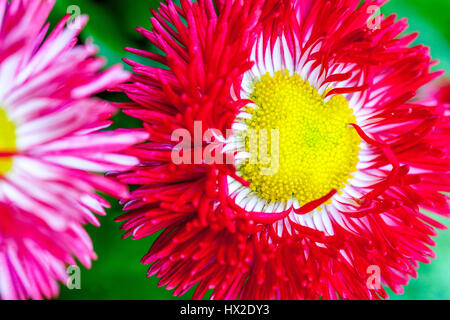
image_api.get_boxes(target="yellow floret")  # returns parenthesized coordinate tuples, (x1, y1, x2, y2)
(238, 70, 361, 204)
(0, 107, 16, 175)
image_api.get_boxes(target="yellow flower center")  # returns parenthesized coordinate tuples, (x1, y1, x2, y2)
(238, 71, 361, 204)
(0, 107, 16, 175)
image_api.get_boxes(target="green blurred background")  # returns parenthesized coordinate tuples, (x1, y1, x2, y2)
(48, 0, 450, 300)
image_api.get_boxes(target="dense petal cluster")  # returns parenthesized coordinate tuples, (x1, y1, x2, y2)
(0, 0, 147, 299)
(117, 0, 449, 299)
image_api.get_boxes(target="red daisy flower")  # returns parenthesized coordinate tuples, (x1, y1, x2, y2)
(117, 0, 449, 299)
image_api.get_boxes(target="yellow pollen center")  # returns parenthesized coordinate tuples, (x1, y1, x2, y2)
(238, 71, 361, 204)
(0, 107, 16, 175)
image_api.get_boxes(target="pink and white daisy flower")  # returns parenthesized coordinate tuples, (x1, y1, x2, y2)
(117, 0, 449, 299)
(0, 0, 147, 299)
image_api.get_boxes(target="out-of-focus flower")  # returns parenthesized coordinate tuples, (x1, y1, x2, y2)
(117, 0, 449, 299)
(0, 0, 147, 299)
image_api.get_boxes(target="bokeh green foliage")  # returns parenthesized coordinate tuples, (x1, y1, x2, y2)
(47, 0, 450, 300)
